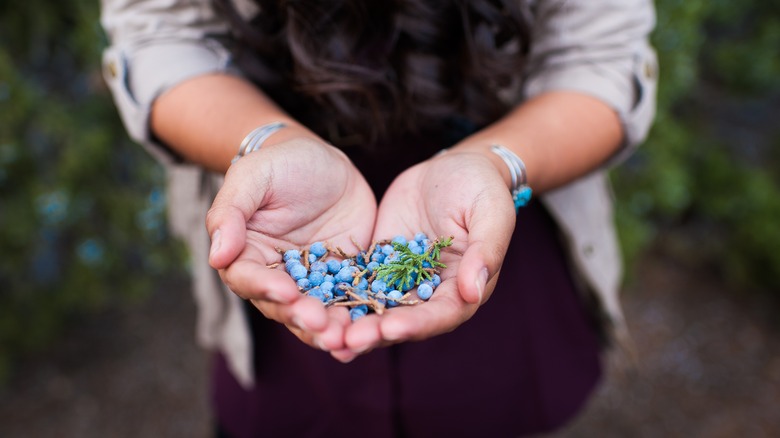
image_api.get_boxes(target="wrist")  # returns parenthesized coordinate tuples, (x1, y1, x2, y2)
(446, 142, 533, 212)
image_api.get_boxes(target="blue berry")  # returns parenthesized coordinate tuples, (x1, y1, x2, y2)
(391, 235, 407, 245)
(374, 292, 387, 306)
(370, 252, 385, 263)
(289, 264, 308, 281)
(326, 259, 341, 274)
(355, 278, 368, 290)
(366, 261, 380, 273)
(386, 290, 403, 307)
(431, 274, 441, 287)
(320, 281, 334, 293)
(334, 283, 350, 296)
(308, 271, 324, 286)
(371, 280, 387, 293)
(335, 266, 357, 283)
(323, 274, 335, 284)
(417, 282, 433, 300)
(410, 245, 424, 255)
(308, 253, 317, 264)
(381, 244, 394, 256)
(350, 305, 368, 321)
(310, 261, 328, 274)
(352, 290, 369, 301)
(285, 259, 302, 273)
(310, 241, 327, 258)
(341, 259, 352, 268)
(283, 249, 301, 262)
(414, 232, 428, 243)
(308, 288, 325, 302)
(296, 278, 311, 290)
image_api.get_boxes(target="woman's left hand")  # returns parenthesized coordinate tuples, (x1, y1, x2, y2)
(336, 150, 517, 360)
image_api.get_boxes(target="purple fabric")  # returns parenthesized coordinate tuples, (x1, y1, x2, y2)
(211, 201, 603, 438)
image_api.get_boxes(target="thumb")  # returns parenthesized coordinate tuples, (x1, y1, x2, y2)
(206, 160, 272, 269)
(456, 193, 516, 305)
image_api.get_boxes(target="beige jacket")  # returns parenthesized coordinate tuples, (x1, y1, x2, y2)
(100, 0, 658, 387)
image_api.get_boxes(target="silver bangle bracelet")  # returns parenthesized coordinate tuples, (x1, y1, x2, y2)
(231, 122, 287, 164)
(490, 144, 533, 211)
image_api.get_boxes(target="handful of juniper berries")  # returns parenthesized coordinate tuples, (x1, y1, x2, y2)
(275, 233, 453, 321)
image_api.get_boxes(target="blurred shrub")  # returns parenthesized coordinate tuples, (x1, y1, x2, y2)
(0, 1, 186, 381)
(614, 0, 780, 292)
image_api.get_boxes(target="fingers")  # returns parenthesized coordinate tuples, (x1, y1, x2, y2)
(456, 190, 516, 304)
(207, 155, 272, 269)
(254, 300, 352, 354)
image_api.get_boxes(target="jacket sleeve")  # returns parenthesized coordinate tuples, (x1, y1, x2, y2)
(100, 0, 254, 163)
(523, 0, 658, 164)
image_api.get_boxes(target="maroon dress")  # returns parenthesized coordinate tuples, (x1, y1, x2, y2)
(211, 132, 604, 437)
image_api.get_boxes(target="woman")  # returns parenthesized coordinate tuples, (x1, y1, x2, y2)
(101, 0, 657, 436)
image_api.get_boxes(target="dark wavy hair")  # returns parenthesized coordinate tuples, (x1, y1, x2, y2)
(214, 0, 531, 146)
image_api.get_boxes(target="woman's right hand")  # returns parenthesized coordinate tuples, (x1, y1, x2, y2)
(206, 137, 377, 355)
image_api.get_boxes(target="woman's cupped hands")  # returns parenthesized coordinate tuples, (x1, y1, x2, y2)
(206, 139, 516, 362)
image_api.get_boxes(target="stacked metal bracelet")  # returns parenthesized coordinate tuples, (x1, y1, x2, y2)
(490, 144, 533, 212)
(231, 121, 287, 164)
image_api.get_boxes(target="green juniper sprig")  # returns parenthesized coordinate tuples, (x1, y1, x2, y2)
(374, 236, 453, 289)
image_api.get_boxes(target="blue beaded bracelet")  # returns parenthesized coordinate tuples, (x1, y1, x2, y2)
(490, 144, 533, 212)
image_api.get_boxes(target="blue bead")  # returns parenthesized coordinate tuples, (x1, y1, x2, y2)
(513, 186, 533, 210)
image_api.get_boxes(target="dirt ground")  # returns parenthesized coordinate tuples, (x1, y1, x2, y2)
(1, 248, 779, 437)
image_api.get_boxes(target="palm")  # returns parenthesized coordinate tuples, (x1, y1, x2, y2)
(342, 152, 517, 353)
(208, 139, 376, 351)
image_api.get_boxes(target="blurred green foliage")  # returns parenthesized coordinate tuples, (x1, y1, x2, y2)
(0, 0, 186, 381)
(615, 0, 780, 291)
(1, 0, 779, 381)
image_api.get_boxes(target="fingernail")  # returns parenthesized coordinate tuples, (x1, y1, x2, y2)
(209, 229, 221, 258)
(292, 316, 310, 332)
(314, 338, 328, 351)
(351, 344, 370, 354)
(475, 267, 488, 303)
(382, 320, 404, 342)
